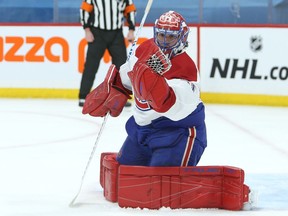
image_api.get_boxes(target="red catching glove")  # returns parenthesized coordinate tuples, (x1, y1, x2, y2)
(135, 40, 171, 75)
(82, 64, 131, 117)
(128, 61, 175, 113)
(128, 42, 175, 113)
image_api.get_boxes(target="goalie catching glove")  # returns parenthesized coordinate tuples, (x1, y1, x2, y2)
(82, 64, 131, 117)
(128, 42, 175, 113)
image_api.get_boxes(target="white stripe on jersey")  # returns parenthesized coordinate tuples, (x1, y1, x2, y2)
(111, 0, 118, 30)
(81, 0, 129, 30)
(97, 0, 105, 29)
(105, 0, 111, 29)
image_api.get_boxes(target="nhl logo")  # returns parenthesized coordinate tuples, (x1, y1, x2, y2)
(250, 36, 262, 52)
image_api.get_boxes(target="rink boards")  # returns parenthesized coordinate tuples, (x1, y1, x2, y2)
(0, 24, 287, 106)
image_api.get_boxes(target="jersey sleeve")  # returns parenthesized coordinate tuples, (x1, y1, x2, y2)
(80, 0, 94, 29)
(119, 54, 138, 91)
(159, 51, 202, 120)
(162, 78, 202, 121)
(124, 0, 136, 30)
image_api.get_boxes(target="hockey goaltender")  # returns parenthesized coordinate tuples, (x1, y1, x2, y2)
(82, 10, 256, 210)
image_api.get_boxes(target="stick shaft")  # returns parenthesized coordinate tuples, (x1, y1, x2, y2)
(127, 0, 154, 61)
(69, 114, 109, 207)
(69, 0, 154, 207)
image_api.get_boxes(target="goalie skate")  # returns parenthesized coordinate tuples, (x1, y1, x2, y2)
(242, 189, 258, 210)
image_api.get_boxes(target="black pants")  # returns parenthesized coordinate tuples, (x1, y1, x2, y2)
(79, 28, 127, 99)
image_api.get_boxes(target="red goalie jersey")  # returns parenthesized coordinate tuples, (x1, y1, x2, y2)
(119, 38, 202, 127)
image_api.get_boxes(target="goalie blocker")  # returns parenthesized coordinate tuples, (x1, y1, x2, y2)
(99, 152, 252, 210)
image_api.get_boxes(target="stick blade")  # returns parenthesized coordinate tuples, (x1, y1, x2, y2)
(68, 194, 79, 208)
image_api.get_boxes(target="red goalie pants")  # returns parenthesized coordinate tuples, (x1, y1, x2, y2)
(99, 152, 250, 210)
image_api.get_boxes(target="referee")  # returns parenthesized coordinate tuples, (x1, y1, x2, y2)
(78, 0, 136, 107)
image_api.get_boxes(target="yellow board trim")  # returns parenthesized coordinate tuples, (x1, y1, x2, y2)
(0, 88, 78, 99)
(0, 88, 287, 107)
(201, 92, 288, 107)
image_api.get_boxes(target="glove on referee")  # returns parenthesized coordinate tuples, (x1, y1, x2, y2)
(82, 64, 131, 117)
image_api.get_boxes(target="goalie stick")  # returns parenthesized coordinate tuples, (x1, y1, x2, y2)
(69, 0, 154, 207)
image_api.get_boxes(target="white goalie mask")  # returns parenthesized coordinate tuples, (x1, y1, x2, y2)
(154, 11, 189, 59)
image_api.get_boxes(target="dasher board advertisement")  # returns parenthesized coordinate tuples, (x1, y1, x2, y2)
(0, 25, 197, 89)
(200, 26, 288, 96)
(0, 24, 287, 106)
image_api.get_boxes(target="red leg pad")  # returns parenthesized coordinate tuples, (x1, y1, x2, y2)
(118, 166, 180, 209)
(100, 152, 119, 202)
(99, 152, 118, 188)
(221, 166, 249, 210)
(117, 166, 250, 210)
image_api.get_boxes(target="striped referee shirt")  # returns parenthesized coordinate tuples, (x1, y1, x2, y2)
(80, 0, 136, 31)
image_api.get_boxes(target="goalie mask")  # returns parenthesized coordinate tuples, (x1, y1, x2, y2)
(154, 11, 189, 59)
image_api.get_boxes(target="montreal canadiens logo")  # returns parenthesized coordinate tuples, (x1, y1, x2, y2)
(135, 97, 151, 111)
(159, 13, 180, 28)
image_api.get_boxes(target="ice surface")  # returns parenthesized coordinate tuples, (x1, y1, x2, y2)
(0, 99, 287, 216)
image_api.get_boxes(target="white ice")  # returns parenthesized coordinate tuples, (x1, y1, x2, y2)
(0, 99, 287, 216)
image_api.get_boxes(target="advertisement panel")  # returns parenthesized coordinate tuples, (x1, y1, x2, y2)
(200, 26, 288, 96)
(0, 24, 287, 105)
(0, 25, 197, 89)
